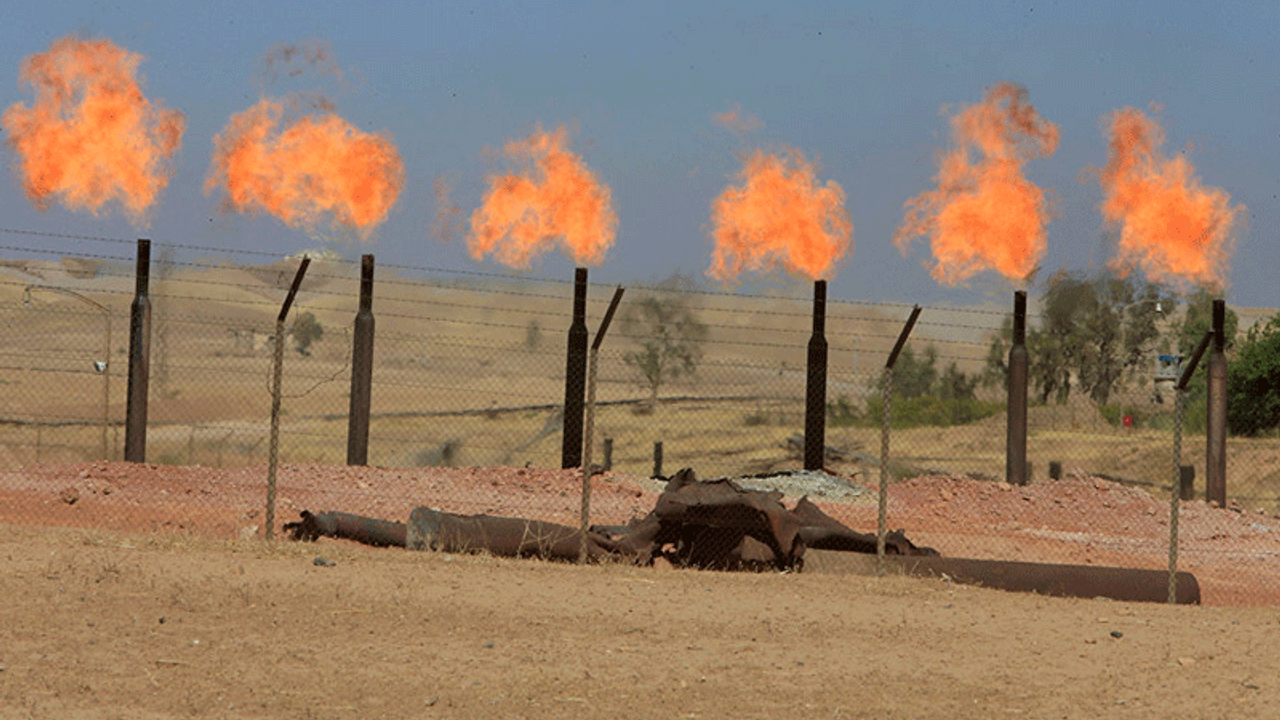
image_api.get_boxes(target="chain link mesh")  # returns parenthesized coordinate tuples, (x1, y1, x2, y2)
(1, 232, 1278, 604)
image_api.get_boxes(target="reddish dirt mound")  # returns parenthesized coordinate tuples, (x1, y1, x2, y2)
(2, 462, 1278, 605)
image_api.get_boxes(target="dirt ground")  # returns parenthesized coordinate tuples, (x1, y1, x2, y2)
(4, 462, 1280, 718)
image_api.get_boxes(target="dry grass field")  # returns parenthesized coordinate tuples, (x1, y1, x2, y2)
(3, 257, 1276, 501)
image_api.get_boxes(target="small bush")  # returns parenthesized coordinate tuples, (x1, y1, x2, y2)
(826, 396, 860, 427)
(862, 394, 1001, 429)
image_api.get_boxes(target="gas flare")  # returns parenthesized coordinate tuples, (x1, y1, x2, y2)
(205, 97, 404, 239)
(1, 37, 186, 224)
(895, 82, 1058, 286)
(708, 148, 851, 282)
(1095, 107, 1242, 291)
(468, 125, 616, 268)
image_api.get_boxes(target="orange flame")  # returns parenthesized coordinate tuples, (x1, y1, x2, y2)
(205, 97, 405, 239)
(1096, 107, 1242, 291)
(468, 125, 616, 268)
(895, 82, 1059, 286)
(1, 37, 186, 224)
(708, 148, 852, 282)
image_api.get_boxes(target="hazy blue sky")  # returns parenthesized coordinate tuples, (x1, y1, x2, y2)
(1, 1, 1276, 308)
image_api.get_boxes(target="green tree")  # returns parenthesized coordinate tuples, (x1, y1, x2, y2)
(938, 360, 979, 400)
(621, 276, 708, 410)
(291, 312, 324, 356)
(1226, 313, 1280, 436)
(1174, 289, 1239, 424)
(984, 269, 1173, 405)
(891, 344, 938, 399)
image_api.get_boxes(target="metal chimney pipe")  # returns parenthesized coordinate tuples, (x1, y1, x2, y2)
(347, 254, 376, 466)
(124, 239, 151, 463)
(561, 267, 589, 469)
(1006, 290, 1028, 486)
(804, 280, 828, 471)
(1206, 298, 1227, 507)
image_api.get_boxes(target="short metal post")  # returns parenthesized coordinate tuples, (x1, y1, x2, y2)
(652, 441, 663, 479)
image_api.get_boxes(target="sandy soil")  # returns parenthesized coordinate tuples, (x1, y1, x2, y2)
(3, 463, 1280, 718)
(4, 521, 1280, 720)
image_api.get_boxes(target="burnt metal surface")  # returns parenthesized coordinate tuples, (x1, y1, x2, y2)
(598, 467, 936, 570)
(281, 466, 1198, 605)
(792, 496, 936, 556)
(406, 507, 626, 561)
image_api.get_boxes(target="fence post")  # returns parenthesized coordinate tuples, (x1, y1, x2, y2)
(579, 286, 624, 563)
(347, 254, 375, 466)
(124, 239, 151, 463)
(652, 441, 663, 479)
(265, 257, 311, 540)
(878, 305, 921, 561)
(1170, 330, 1212, 603)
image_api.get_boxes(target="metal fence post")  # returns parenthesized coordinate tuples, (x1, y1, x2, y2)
(1170, 330, 1212, 603)
(579, 286, 624, 563)
(879, 305, 922, 560)
(265, 257, 311, 540)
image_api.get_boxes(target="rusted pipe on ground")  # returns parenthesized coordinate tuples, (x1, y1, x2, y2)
(284, 510, 407, 547)
(804, 551, 1200, 604)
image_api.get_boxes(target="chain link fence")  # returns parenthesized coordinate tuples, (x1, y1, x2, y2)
(1, 230, 1278, 604)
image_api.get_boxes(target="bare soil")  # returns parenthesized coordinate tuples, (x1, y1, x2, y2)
(4, 462, 1280, 718)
